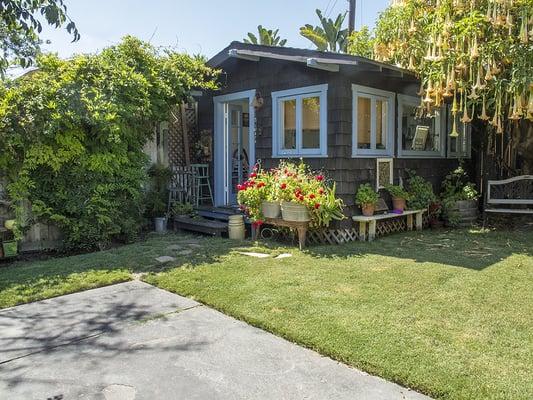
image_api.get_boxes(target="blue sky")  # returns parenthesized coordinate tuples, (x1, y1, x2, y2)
(40, 0, 390, 59)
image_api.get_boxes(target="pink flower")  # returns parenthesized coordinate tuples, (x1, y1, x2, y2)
(250, 172, 257, 178)
(237, 184, 246, 191)
(316, 175, 324, 181)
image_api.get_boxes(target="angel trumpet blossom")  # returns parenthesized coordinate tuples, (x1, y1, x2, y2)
(478, 97, 490, 121)
(450, 117, 459, 138)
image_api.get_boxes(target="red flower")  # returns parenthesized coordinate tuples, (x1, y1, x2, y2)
(237, 184, 246, 191)
(252, 220, 264, 228)
(298, 195, 305, 201)
(257, 182, 266, 188)
(250, 172, 257, 178)
(318, 188, 324, 195)
(309, 194, 316, 199)
(316, 175, 324, 181)
(314, 203, 320, 209)
(280, 183, 287, 189)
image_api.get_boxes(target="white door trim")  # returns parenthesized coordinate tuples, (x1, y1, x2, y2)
(213, 89, 256, 206)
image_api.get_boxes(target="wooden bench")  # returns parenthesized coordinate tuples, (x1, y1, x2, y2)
(252, 217, 309, 250)
(485, 175, 533, 215)
(173, 216, 228, 237)
(352, 209, 425, 241)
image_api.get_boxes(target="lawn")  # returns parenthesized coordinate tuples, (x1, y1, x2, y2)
(1, 229, 531, 399)
(143, 228, 533, 400)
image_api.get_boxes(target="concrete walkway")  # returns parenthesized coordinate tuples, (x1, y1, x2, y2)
(0, 281, 429, 399)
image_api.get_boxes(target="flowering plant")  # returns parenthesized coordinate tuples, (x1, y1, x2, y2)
(237, 161, 345, 228)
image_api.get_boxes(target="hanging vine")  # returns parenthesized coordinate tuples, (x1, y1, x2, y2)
(374, 0, 533, 136)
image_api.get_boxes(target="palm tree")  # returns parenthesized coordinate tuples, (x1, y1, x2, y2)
(243, 26, 287, 47)
(300, 9, 348, 52)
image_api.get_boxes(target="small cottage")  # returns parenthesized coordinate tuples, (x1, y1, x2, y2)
(198, 42, 471, 221)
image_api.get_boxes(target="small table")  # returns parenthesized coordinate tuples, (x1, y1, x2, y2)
(253, 217, 309, 250)
(352, 209, 425, 242)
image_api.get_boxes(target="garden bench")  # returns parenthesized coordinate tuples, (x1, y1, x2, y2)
(252, 218, 309, 250)
(352, 209, 425, 241)
(485, 175, 533, 215)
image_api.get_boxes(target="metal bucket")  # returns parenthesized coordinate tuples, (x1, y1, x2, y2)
(261, 201, 281, 219)
(154, 217, 167, 233)
(281, 201, 310, 222)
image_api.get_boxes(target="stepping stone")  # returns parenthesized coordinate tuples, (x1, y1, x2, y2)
(103, 384, 136, 400)
(178, 249, 193, 256)
(155, 256, 176, 263)
(237, 251, 271, 258)
(166, 244, 183, 251)
(275, 253, 292, 259)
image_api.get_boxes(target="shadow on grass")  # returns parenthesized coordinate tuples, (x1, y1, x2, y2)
(303, 227, 533, 270)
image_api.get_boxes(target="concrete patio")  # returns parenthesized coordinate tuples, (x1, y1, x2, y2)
(0, 281, 429, 399)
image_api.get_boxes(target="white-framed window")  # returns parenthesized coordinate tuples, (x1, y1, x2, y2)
(397, 95, 446, 158)
(352, 84, 395, 157)
(447, 109, 472, 159)
(376, 158, 393, 190)
(272, 84, 328, 157)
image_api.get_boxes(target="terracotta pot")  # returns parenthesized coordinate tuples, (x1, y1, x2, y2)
(392, 197, 406, 212)
(361, 204, 375, 217)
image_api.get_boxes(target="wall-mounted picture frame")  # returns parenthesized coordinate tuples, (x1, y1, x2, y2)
(411, 125, 429, 151)
(376, 158, 393, 190)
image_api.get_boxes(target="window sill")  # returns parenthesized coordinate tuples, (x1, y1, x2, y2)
(272, 153, 329, 159)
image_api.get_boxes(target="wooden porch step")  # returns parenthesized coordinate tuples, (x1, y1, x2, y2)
(174, 216, 228, 237)
(196, 206, 250, 223)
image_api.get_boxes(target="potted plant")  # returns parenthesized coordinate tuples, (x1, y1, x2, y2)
(428, 201, 444, 228)
(440, 166, 479, 227)
(172, 202, 194, 218)
(405, 170, 437, 211)
(355, 183, 379, 216)
(385, 184, 411, 212)
(144, 163, 171, 233)
(238, 161, 344, 228)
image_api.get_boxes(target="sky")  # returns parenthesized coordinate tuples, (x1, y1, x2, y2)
(39, 0, 391, 59)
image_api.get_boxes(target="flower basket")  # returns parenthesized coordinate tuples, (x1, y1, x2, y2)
(2, 240, 18, 258)
(261, 201, 281, 219)
(281, 201, 310, 222)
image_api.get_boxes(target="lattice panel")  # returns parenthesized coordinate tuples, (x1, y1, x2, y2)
(376, 218, 407, 236)
(167, 103, 199, 167)
(307, 229, 359, 245)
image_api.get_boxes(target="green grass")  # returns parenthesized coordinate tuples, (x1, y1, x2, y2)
(0, 233, 214, 308)
(142, 228, 533, 400)
(1, 228, 532, 399)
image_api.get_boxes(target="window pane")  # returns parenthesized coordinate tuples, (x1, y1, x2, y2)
(376, 99, 387, 150)
(302, 96, 320, 149)
(357, 97, 371, 149)
(282, 99, 296, 150)
(401, 104, 440, 152)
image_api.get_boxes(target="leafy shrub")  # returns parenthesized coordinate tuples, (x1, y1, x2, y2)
(385, 184, 411, 200)
(440, 166, 479, 225)
(355, 183, 379, 206)
(171, 202, 194, 217)
(405, 170, 437, 210)
(144, 163, 172, 219)
(0, 36, 218, 250)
